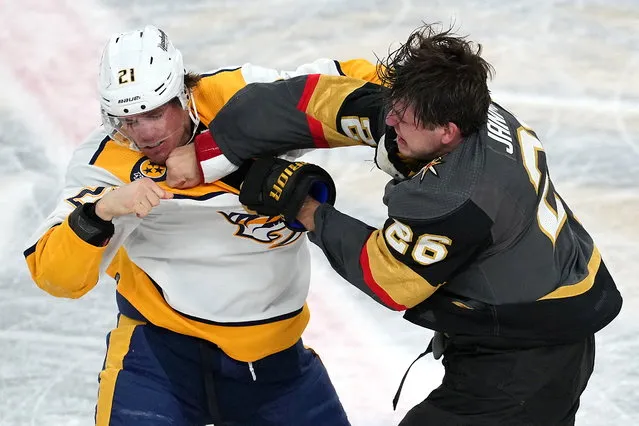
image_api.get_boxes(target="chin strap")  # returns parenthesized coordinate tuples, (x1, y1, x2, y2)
(185, 89, 201, 145)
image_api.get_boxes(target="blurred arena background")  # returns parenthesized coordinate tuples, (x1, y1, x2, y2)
(1, 1, 637, 424)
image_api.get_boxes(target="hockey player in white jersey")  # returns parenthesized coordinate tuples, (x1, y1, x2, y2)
(23, 25, 377, 426)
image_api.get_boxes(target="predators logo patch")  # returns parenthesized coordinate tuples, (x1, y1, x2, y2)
(131, 158, 166, 182)
(219, 212, 303, 248)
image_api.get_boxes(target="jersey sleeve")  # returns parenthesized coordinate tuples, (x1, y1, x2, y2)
(194, 58, 380, 126)
(208, 74, 387, 166)
(23, 129, 138, 299)
(309, 192, 493, 311)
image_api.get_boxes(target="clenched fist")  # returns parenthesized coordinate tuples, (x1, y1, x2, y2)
(95, 178, 173, 220)
(165, 144, 203, 189)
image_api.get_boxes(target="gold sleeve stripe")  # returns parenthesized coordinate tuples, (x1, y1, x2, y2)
(193, 68, 247, 125)
(318, 123, 368, 149)
(360, 242, 407, 310)
(538, 247, 602, 300)
(108, 249, 309, 362)
(296, 74, 328, 148)
(360, 230, 441, 309)
(95, 314, 145, 425)
(25, 218, 104, 299)
(337, 59, 383, 84)
(302, 75, 371, 149)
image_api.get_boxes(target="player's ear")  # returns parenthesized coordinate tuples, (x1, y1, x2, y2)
(441, 122, 461, 145)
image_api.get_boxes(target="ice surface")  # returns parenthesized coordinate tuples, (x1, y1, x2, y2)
(1, 0, 638, 424)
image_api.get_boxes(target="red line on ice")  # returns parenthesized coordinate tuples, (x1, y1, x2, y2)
(0, 0, 106, 145)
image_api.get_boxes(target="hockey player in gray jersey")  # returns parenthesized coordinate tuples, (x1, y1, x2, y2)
(185, 23, 623, 425)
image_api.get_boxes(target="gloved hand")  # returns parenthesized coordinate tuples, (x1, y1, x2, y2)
(239, 157, 336, 230)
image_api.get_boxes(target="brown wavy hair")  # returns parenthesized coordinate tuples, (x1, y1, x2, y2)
(377, 23, 494, 136)
(184, 71, 202, 90)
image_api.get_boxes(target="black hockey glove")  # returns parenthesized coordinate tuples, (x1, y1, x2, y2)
(239, 157, 336, 230)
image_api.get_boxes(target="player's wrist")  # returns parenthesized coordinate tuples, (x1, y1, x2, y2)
(296, 197, 320, 232)
(68, 202, 115, 246)
(94, 198, 114, 221)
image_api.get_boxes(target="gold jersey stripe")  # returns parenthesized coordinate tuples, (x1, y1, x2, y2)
(92, 139, 238, 196)
(96, 315, 145, 425)
(363, 230, 441, 308)
(305, 76, 370, 148)
(107, 249, 309, 362)
(538, 247, 602, 300)
(337, 59, 383, 85)
(193, 68, 248, 125)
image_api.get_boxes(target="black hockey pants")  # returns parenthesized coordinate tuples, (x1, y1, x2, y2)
(398, 334, 595, 426)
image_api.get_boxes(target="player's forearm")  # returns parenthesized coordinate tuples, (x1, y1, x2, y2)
(308, 204, 398, 308)
(24, 203, 113, 298)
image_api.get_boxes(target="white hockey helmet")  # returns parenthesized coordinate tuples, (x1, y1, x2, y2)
(98, 25, 196, 140)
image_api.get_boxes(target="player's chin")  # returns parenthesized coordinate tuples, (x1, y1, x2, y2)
(401, 146, 431, 162)
(396, 144, 412, 158)
(140, 144, 171, 164)
(142, 150, 169, 165)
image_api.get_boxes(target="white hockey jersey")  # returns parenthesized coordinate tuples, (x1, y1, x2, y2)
(24, 58, 382, 362)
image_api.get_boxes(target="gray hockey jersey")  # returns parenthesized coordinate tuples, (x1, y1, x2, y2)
(205, 74, 622, 342)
